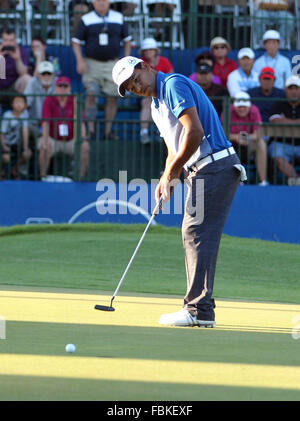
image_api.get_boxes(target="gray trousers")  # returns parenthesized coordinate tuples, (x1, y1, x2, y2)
(182, 154, 241, 321)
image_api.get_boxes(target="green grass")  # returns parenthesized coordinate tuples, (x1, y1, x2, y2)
(1, 224, 300, 401)
(0, 223, 299, 303)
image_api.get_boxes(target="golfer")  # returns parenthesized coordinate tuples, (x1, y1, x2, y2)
(112, 57, 246, 327)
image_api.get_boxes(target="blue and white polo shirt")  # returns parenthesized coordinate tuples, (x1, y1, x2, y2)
(72, 9, 131, 61)
(151, 72, 232, 170)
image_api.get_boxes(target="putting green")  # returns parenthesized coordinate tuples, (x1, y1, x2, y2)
(1, 286, 300, 401)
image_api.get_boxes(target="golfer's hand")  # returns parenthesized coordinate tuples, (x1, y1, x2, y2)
(155, 169, 181, 203)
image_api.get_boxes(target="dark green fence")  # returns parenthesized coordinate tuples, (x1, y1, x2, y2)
(1, 93, 300, 185)
(0, 1, 299, 50)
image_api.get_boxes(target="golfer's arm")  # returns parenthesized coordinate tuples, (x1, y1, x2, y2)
(168, 107, 204, 174)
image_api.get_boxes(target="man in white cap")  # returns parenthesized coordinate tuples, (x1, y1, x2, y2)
(221, 91, 268, 186)
(268, 75, 300, 183)
(252, 0, 294, 49)
(253, 30, 291, 90)
(227, 48, 259, 97)
(24, 61, 57, 126)
(111, 56, 246, 328)
(210, 36, 237, 87)
(138, 37, 173, 144)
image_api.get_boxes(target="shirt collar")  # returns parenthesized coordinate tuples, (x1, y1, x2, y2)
(153, 72, 166, 108)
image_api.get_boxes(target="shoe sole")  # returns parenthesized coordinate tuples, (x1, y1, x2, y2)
(159, 321, 216, 328)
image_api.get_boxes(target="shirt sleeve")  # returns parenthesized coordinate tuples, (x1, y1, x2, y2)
(269, 101, 284, 121)
(164, 76, 196, 119)
(226, 70, 240, 98)
(0, 112, 9, 134)
(41, 97, 52, 123)
(72, 19, 86, 44)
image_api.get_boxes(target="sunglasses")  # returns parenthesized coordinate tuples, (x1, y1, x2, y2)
(260, 72, 274, 78)
(57, 84, 69, 88)
(213, 45, 226, 50)
(41, 72, 52, 76)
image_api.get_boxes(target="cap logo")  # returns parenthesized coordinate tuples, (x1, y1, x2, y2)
(128, 58, 137, 65)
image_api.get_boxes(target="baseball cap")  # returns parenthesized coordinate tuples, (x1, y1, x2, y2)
(56, 76, 71, 86)
(260, 66, 275, 80)
(263, 29, 280, 42)
(196, 63, 213, 74)
(210, 36, 230, 49)
(285, 75, 300, 88)
(112, 56, 143, 97)
(234, 91, 251, 108)
(139, 37, 159, 53)
(38, 61, 54, 74)
(237, 47, 255, 60)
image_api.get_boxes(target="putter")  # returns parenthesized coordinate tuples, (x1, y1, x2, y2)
(95, 198, 163, 312)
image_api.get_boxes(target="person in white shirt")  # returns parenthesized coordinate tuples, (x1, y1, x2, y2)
(252, 30, 292, 90)
(252, 0, 295, 49)
(227, 48, 259, 97)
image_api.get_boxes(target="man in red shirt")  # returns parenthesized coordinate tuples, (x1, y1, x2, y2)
(38, 76, 89, 179)
(210, 36, 237, 88)
(139, 38, 173, 144)
(221, 91, 268, 185)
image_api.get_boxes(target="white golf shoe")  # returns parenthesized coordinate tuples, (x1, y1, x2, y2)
(158, 309, 216, 328)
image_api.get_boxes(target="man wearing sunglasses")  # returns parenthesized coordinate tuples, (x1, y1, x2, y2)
(24, 61, 57, 130)
(210, 37, 237, 88)
(38, 76, 90, 180)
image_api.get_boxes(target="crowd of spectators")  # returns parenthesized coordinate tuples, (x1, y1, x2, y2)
(0, 0, 300, 185)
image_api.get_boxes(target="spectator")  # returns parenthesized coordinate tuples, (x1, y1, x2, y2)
(110, 0, 138, 16)
(147, 1, 177, 41)
(28, 36, 61, 78)
(0, 28, 30, 104)
(190, 63, 228, 117)
(268, 75, 300, 183)
(139, 37, 173, 144)
(227, 48, 259, 98)
(38, 77, 89, 179)
(72, 0, 131, 140)
(68, 1, 91, 38)
(248, 67, 286, 122)
(24, 61, 57, 132)
(0, 94, 32, 179)
(221, 91, 268, 185)
(252, 0, 295, 49)
(189, 51, 222, 85)
(253, 30, 292, 90)
(210, 37, 237, 88)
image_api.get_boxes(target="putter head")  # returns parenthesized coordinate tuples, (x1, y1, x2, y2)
(94, 304, 115, 312)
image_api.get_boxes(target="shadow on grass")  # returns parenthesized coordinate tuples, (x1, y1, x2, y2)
(0, 375, 299, 401)
(1, 321, 299, 367)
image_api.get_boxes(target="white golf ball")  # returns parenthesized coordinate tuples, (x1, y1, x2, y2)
(65, 343, 76, 353)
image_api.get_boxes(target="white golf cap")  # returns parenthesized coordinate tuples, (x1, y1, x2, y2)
(139, 37, 159, 53)
(237, 47, 255, 60)
(263, 29, 280, 42)
(234, 91, 251, 107)
(38, 61, 54, 74)
(210, 36, 230, 49)
(285, 75, 300, 88)
(112, 56, 143, 97)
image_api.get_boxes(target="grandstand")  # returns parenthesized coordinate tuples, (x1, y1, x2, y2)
(0, 0, 299, 184)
